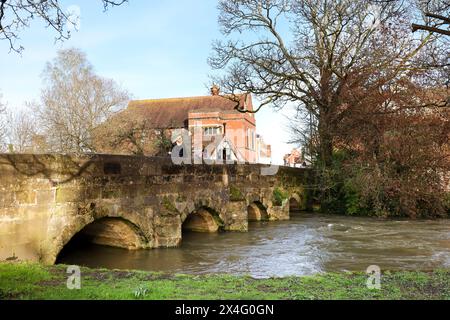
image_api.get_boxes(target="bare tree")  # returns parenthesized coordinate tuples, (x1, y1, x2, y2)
(209, 0, 443, 167)
(94, 111, 173, 156)
(376, 1, 450, 34)
(410, 0, 450, 36)
(0, 92, 7, 150)
(34, 48, 130, 154)
(6, 107, 36, 153)
(0, 0, 128, 53)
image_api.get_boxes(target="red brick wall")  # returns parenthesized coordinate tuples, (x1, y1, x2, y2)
(188, 107, 257, 163)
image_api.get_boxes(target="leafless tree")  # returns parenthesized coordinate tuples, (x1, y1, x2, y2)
(209, 0, 444, 167)
(0, 92, 7, 150)
(379, 0, 450, 34)
(0, 0, 128, 53)
(410, 0, 450, 36)
(34, 48, 130, 154)
(94, 112, 173, 156)
(413, 14, 450, 35)
(6, 107, 36, 153)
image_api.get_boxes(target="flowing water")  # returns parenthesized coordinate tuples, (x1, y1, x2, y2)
(57, 213, 450, 278)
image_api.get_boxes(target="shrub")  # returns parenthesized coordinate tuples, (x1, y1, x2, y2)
(316, 151, 449, 218)
(272, 187, 289, 206)
(443, 193, 450, 216)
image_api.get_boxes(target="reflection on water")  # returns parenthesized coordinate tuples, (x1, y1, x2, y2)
(57, 213, 450, 278)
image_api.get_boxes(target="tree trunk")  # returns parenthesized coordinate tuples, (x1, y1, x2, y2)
(318, 113, 334, 168)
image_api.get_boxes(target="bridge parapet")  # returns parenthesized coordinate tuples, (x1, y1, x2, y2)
(0, 154, 313, 264)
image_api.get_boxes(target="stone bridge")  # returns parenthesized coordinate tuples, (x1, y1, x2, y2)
(0, 154, 313, 264)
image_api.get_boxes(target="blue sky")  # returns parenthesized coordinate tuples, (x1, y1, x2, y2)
(0, 0, 296, 163)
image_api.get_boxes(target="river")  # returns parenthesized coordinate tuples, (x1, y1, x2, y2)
(57, 213, 450, 278)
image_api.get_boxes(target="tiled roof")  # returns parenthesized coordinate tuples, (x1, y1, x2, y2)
(126, 94, 249, 128)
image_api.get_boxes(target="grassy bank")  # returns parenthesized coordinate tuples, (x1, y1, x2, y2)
(0, 262, 448, 300)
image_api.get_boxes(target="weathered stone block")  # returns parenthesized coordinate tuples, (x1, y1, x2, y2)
(102, 186, 121, 199)
(85, 186, 102, 199)
(36, 190, 55, 204)
(0, 191, 15, 208)
(55, 187, 83, 203)
(15, 190, 37, 205)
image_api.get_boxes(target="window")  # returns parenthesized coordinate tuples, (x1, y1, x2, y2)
(247, 129, 255, 150)
(204, 127, 221, 136)
(251, 130, 255, 150)
(246, 129, 250, 148)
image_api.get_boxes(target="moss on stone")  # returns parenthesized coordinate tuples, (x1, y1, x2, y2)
(162, 196, 178, 213)
(210, 211, 225, 228)
(284, 186, 308, 210)
(56, 186, 83, 203)
(229, 185, 245, 202)
(272, 187, 289, 206)
(102, 187, 121, 199)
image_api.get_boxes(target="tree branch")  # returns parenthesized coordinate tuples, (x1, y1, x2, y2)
(412, 23, 450, 36)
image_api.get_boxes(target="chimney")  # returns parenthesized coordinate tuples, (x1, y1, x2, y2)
(210, 85, 220, 96)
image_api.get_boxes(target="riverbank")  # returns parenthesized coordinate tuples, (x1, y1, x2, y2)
(0, 262, 448, 300)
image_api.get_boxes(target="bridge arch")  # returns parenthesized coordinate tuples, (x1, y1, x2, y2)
(247, 201, 269, 221)
(182, 206, 223, 233)
(289, 193, 303, 214)
(51, 209, 149, 264)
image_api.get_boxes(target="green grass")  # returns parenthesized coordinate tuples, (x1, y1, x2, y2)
(0, 262, 448, 300)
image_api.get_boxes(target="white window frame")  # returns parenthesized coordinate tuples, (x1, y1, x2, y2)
(204, 126, 222, 136)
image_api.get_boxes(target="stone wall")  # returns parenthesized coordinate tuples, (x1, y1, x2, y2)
(0, 154, 313, 264)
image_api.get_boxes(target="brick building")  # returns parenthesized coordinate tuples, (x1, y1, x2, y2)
(100, 86, 271, 163)
(283, 148, 304, 167)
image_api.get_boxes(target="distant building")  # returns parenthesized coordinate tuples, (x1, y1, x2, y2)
(256, 134, 272, 164)
(283, 148, 304, 167)
(99, 86, 271, 164)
